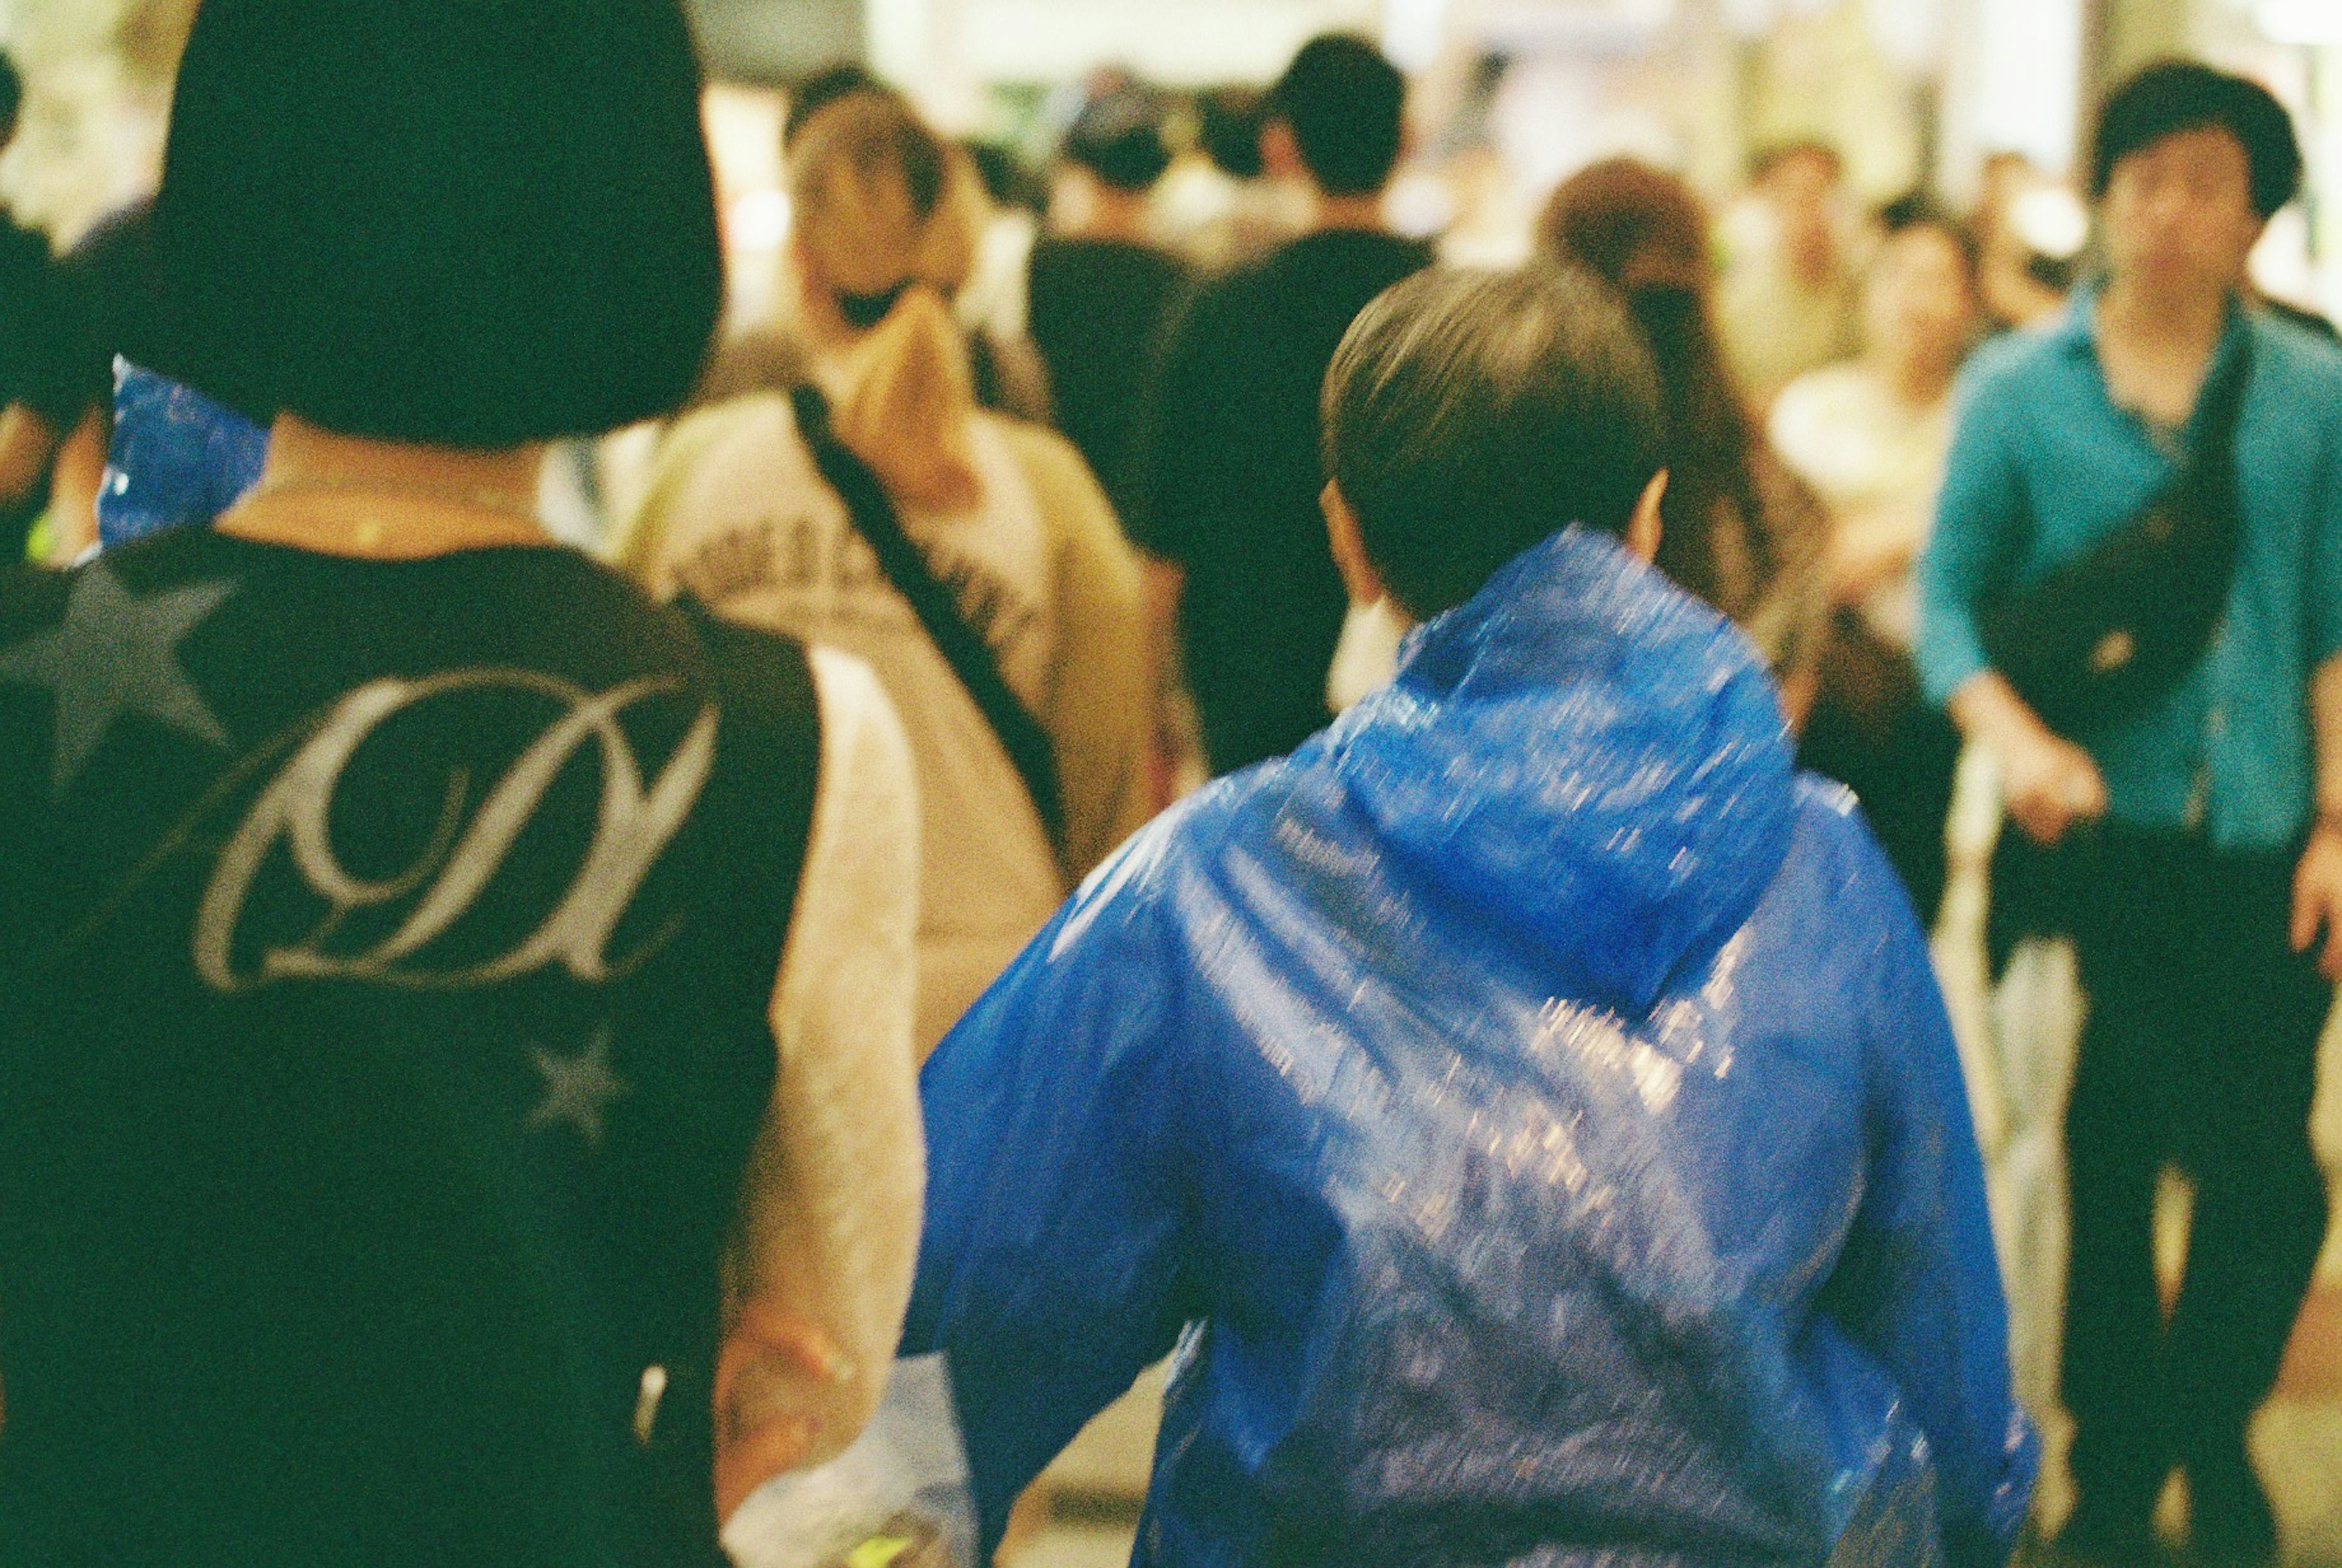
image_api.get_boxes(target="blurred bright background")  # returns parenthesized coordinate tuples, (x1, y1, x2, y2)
(0, 0, 2334, 317)
(4, 0, 2323, 311)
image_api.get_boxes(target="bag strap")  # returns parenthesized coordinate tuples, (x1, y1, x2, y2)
(789, 383, 1066, 847)
(2182, 329, 2254, 491)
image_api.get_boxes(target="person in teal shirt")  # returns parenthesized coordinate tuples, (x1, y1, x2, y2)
(1918, 60, 2342, 1568)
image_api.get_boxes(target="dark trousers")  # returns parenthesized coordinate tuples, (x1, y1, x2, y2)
(2060, 826, 2332, 1517)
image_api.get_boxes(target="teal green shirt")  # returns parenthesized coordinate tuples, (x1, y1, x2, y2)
(1917, 289, 2342, 851)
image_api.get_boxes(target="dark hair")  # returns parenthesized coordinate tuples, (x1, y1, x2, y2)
(0, 54, 21, 141)
(1271, 35, 1407, 199)
(1749, 140, 1841, 184)
(2090, 59, 2304, 219)
(964, 138, 1047, 215)
(1064, 87, 1175, 194)
(1198, 87, 1269, 180)
(1323, 265, 1664, 618)
(152, 0, 721, 448)
(786, 62, 892, 149)
(1876, 192, 1981, 284)
(1539, 160, 1783, 623)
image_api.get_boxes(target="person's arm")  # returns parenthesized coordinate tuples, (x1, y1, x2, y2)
(715, 648, 925, 1520)
(2290, 421, 2342, 979)
(899, 835, 1197, 1555)
(0, 403, 57, 523)
(1007, 424, 1158, 880)
(42, 406, 106, 564)
(1918, 366, 2107, 845)
(2293, 657, 2342, 981)
(1822, 826, 2039, 1567)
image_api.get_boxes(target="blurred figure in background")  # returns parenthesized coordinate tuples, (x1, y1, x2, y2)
(1971, 151, 2085, 333)
(0, 53, 90, 564)
(954, 137, 1059, 426)
(1026, 84, 1192, 521)
(1542, 158, 1828, 721)
(1719, 141, 1864, 412)
(1151, 86, 1308, 276)
(0, 0, 923, 1558)
(701, 68, 1051, 427)
(1920, 62, 2342, 1566)
(630, 92, 1153, 1056)
(1772, 195, 1982, 925)
(1141, 34, 1431, 776)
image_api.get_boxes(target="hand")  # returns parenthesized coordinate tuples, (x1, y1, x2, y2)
(1998, 725, 2110, 847)
(2291, 822, 2342, 982)
(712, 1301, 856, 1522)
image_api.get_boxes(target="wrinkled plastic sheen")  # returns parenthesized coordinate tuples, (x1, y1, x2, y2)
(98, 358, 270, 550)
(903, 526, 2038, 1567)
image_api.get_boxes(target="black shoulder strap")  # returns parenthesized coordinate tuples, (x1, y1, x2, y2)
(788, 383, 1065, 846)
(2183, 329, 2254, 487)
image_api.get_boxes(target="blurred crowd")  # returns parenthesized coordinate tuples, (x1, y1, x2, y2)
(0, 5, 2336, 1568)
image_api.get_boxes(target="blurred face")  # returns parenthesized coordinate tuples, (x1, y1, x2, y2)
(1864, 225, 1977, 374)
(2100, 124, 2264, 298)
(1765, 150, 1841, 274)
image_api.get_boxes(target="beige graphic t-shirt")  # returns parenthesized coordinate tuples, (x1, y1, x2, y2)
(634, 393, 1067, 1054)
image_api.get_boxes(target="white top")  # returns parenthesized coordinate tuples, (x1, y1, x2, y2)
(641, 395, 1068, 1056)
(1766, 360, 1955, 650)
(734, 646, 923, 1470)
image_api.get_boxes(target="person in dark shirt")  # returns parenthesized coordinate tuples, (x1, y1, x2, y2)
(0, 3, 924, 1563)
(1139, 35, 1433, 775)
(1026, 85, 1191, 520)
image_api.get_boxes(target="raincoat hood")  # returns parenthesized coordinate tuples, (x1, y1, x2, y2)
(1326, 526, 1797, 1014)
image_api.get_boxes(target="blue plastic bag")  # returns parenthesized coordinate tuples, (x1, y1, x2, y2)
(98, 357, 270, 550)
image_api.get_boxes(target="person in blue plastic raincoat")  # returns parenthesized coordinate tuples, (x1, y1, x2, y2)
(901, 265, 2037, 1567)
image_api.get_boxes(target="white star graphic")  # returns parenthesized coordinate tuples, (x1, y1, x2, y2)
(528, 1028, 632, 1147)
(0, 562, 235, 793)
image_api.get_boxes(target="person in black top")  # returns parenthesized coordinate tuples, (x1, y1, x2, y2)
(1026, 84, 1192, 521)
(1139, 35, 1433, 775)
(0, 3, 925, 1564)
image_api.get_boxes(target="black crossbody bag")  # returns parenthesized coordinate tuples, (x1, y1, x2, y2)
(789, 384, 1067, 846)
(1977, 335, 2253, 736)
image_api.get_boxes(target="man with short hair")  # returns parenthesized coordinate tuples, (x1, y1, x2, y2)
(1137, 34, 1432, 776)
(1918, 59, 2342, 1567)
(906, 265, 2035, 1567)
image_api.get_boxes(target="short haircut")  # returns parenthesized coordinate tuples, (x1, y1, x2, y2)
(1323, 265, 1665, 618)
(1064, 87, 1175, 194)
(786, 63, 892, 149)
(2091, 59, 2303, 219)
(1272, 35, 1408, 199)
(1876, 192, 1981, 284)
(152, 0, 721, 447)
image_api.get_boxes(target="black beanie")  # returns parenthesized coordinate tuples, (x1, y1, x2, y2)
(152, 0, 723, 448)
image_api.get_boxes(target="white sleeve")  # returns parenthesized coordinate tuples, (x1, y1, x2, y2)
(731, 645, 923, 1466)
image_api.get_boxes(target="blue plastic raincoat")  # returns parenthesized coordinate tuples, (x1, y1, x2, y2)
(902, 526, 2038, 1566)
